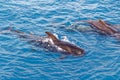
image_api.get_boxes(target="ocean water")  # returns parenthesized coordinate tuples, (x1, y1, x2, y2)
(0, 0, 120, 80)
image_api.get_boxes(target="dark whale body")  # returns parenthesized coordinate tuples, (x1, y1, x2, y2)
(87, 20, 118, 35)
(1, 27, 85, 56)
(87, 20, 120, 39)
(46, 32, 85, 56)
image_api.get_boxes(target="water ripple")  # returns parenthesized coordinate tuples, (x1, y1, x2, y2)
(0, 0, 120, 80)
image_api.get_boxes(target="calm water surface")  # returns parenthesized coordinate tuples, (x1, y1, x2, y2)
(0, 0, 120, 80)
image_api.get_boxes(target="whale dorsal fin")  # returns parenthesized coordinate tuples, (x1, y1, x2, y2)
(99, 20, 107, 26)
(45, 32, 58, 42)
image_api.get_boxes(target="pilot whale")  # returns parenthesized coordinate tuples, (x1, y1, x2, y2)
(87, 20, 118, 35)
(1, 27, 85, 56)
(46, 32, 85, 56)
(86, 20, 120, 39)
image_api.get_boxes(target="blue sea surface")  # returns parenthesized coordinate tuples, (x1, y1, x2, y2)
(0, 0, 120, 80)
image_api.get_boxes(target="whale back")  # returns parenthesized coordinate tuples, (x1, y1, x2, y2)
(99, 20, 107, 26)
(45, 32, 59, 42)
(87, 20, 118, 35)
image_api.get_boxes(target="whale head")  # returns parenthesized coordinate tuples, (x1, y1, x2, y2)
(73, 48, 85, 56)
